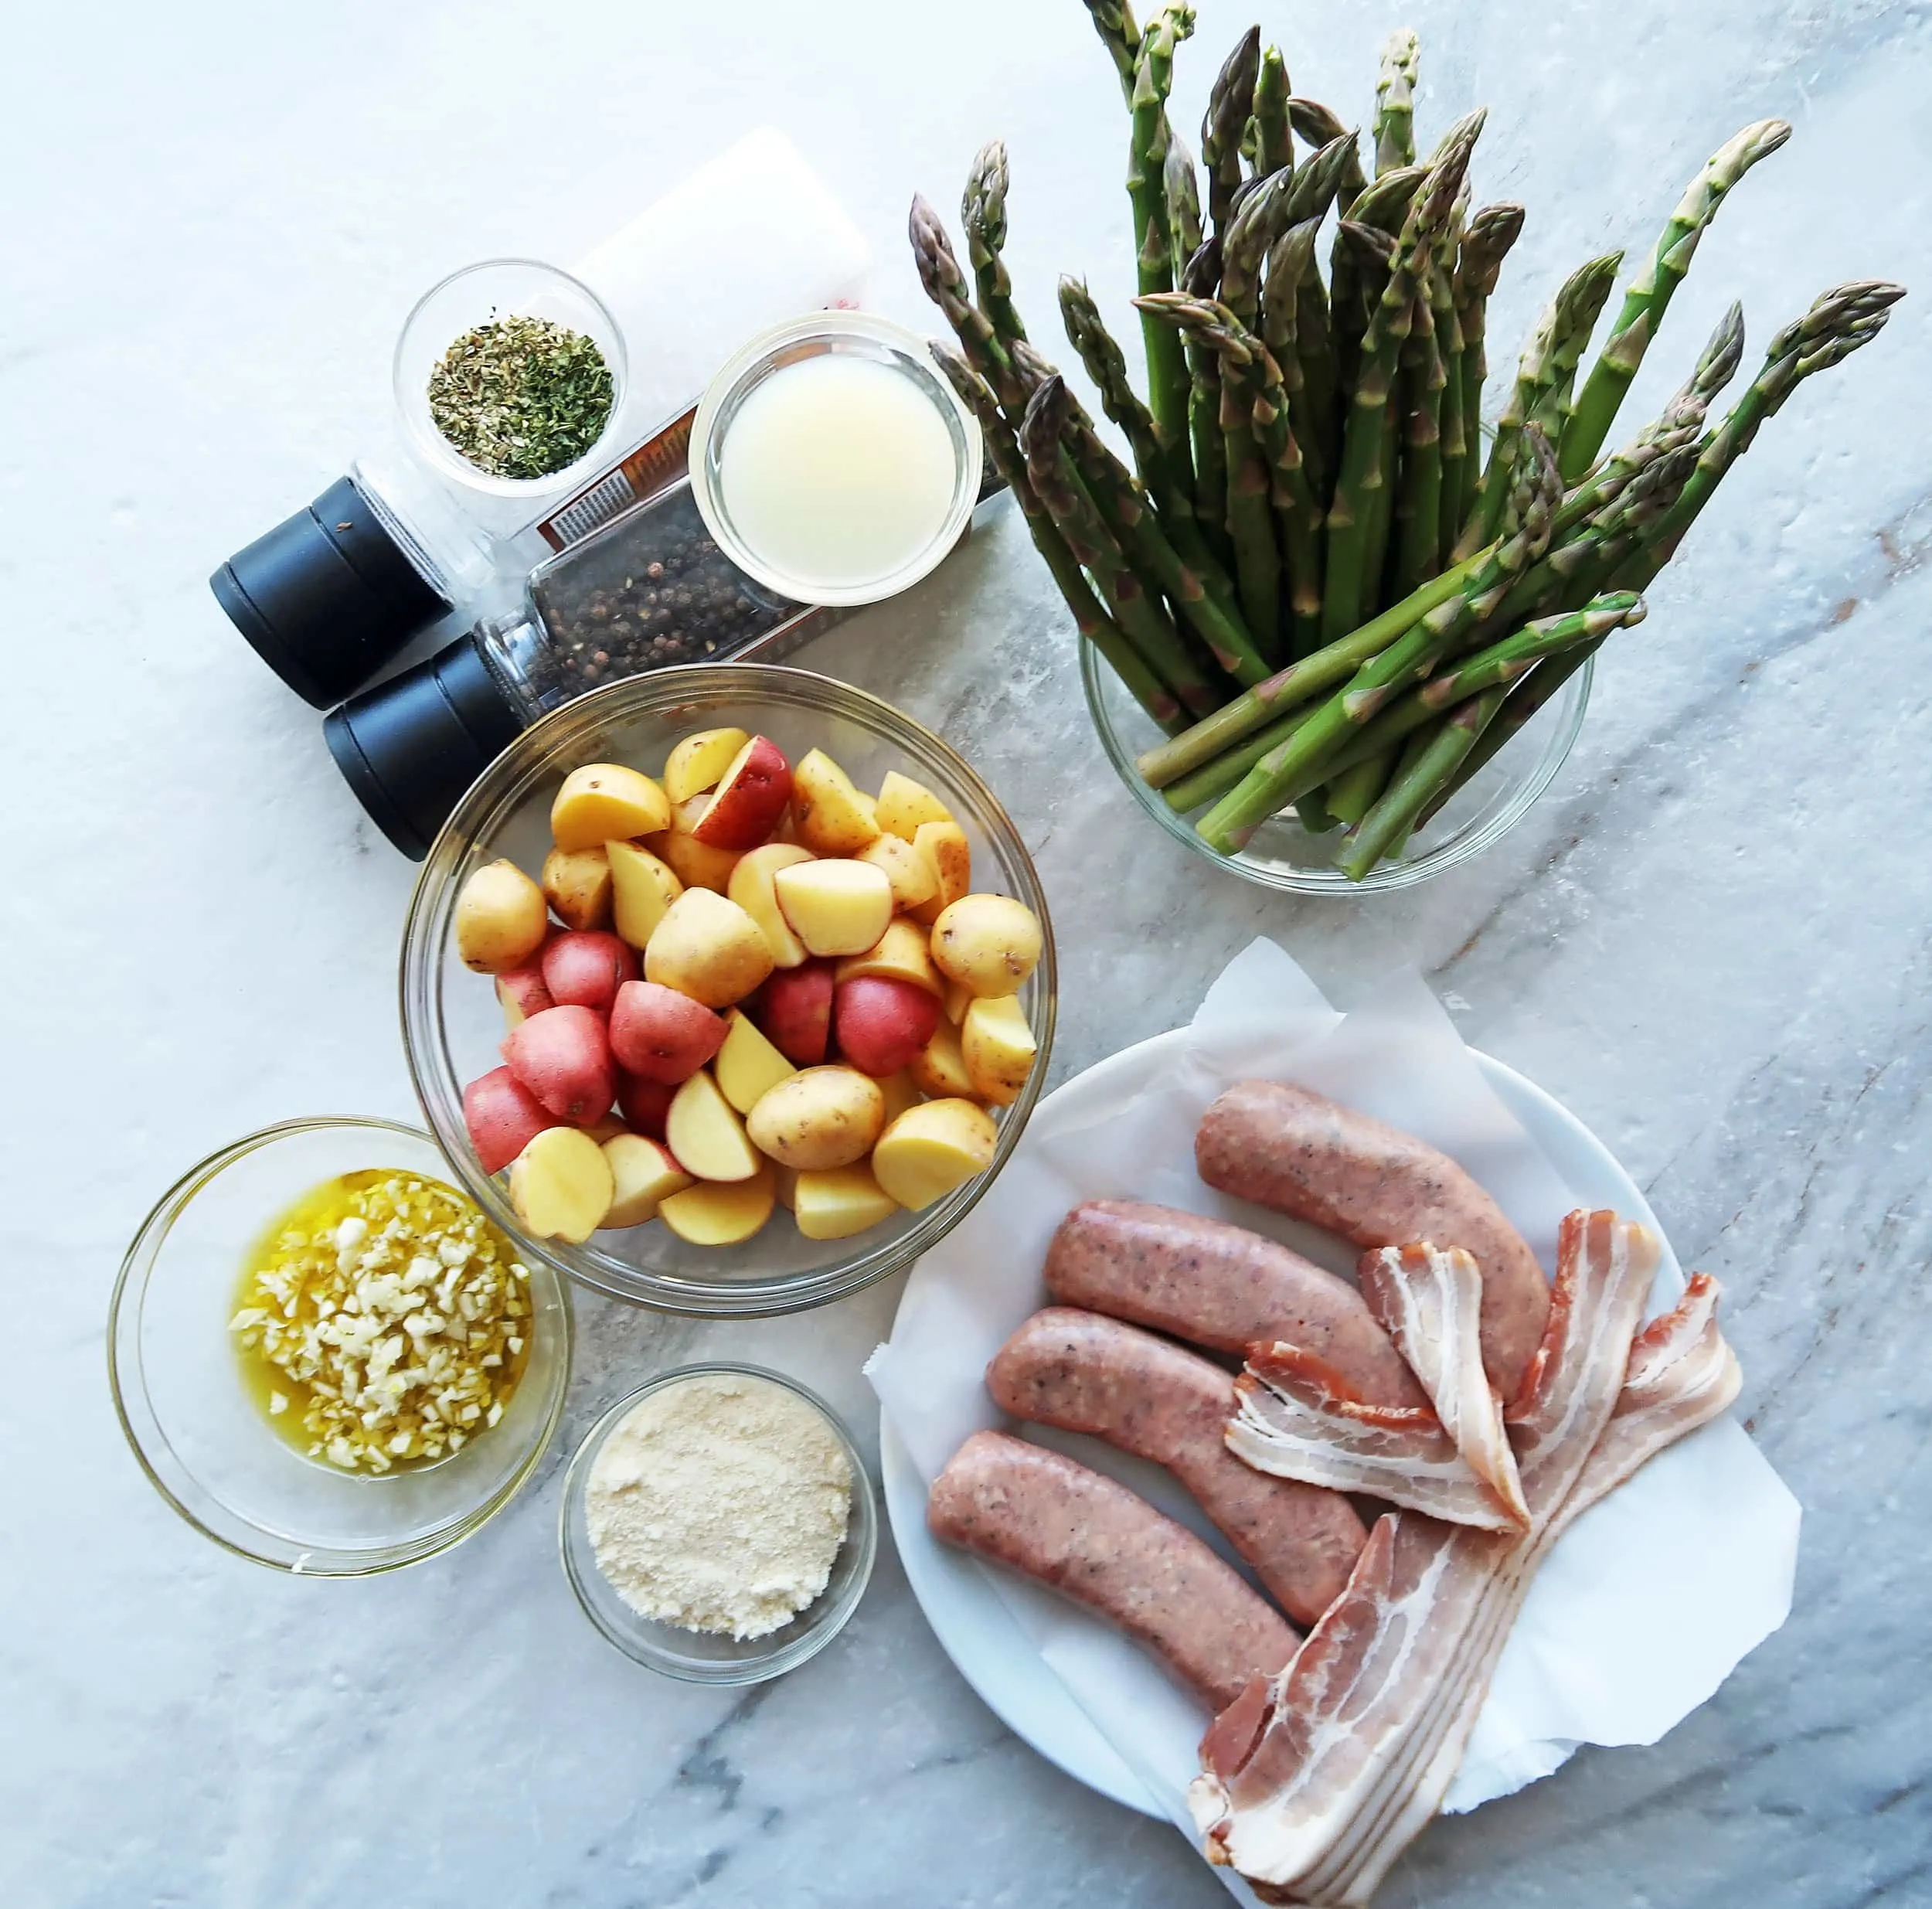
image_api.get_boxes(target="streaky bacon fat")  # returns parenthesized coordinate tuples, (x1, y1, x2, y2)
(1192, 1213, 1739, 1905)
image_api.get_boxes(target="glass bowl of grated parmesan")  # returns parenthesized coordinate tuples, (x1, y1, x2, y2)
(558, 1363, 877, 1683)
(109, 1117, 573, 1575)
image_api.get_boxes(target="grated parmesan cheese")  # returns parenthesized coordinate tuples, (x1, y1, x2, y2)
(585, 1373, 853, 1641)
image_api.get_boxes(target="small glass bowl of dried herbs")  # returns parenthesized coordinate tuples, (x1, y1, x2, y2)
(396, 259, 626, 493)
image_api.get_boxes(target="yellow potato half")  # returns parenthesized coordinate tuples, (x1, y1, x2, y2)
(871, 1099, 998, 1211)
(509, 1127, 615, 1242)
(794, 1163, 900, 1241)
(961, 995, 1037, 1106)
(658, 1162, 776, 1246)
(550, 763, 669, 852)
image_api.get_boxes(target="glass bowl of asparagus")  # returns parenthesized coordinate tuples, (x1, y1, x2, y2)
(910, 12, 1902, 886)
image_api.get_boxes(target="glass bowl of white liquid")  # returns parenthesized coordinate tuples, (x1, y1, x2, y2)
(688, 311, 983, 607)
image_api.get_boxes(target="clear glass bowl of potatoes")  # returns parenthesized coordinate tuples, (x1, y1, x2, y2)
(400, 662, 1056, 1315)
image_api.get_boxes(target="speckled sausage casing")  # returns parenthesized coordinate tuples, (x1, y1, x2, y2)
(1194, 1080, 1551, 1400)
(1043, 1199, 1428, 1409)
(926, 1430, 1301, 1710)
(985, 1308, 1369, 1626)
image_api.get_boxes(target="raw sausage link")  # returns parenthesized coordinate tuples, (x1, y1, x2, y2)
(1195, 1080, 1550, 1400)
(987, 1308, 1369, 1625)
(927, 1430, 1301, 1710)
(1043, 1198, 1427, 1408)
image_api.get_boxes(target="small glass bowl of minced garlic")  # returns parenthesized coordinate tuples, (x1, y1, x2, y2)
(558, 1365, 877, 1683)
(109, 1118, 572, 1575)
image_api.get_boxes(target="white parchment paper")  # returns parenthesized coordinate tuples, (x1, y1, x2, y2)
(869, 939, 1799, 1877)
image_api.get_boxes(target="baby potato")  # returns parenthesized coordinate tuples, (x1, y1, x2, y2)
(961, 995, 1038, 1106)
(745, 1065, 886, 1172)
(454, 859, 549, 973)
(930, 893, 1044, 999)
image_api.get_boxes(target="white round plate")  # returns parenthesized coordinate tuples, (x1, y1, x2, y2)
(880, 1026, 1668, 1819)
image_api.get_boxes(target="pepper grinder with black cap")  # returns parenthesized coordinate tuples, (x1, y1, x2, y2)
(208, 128, 871, 714)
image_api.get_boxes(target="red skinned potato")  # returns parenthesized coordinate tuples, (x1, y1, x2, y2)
(835, 975, 942, 1078)
(616, 1070, 675, 1140)
(495, 961, 554, 1031)
(463, 1066, 558, 1174)
(609, 980, 728, 1084)
(502, 1005, 615, 1126)
(756, 959, 835, 1066)
(540, 931, 639, 1013)
(691, 735, 792, 851)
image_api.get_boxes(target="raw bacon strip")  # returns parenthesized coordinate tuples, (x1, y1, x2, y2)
(1358, 1244, 1529, 1527)
(1192, 1212, 1681, 1905)
(1229, 1344, 1519, 1531)
(1549, 1273, 1742, 1546)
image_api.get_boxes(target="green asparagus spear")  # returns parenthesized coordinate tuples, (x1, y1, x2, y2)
(1621, 280, 1906, 581)
(1434, 191, 1470, 566)
(1206, 418, 1554, 852)
(1165, 132, 1204, 277)
(1373, 29, 1421, 175)
(962, 141, 1027, 345)
(1416, 591, 1645, 708)
(910, 194, 1029, 418)
(1467, 249, 1622, 553)
(1128, 6, 1197, 449)
(1525, 250, 1623, 442)
(1295, 590, 1649, 784)
(1560, 118, 1792, 478)
(1549, 300, 1743, 542)
(1251, 46, 1293, 176)
(1286, 97, 1369, 209)
(1181, 237, 1230, 559)
(929, 338, 1184, 730)
(1339, 687, 1502, 877)
(1392, 322, 1445, 598)
(1330, 217, 1396, 407)
(1323, 111, 1487, 642)
(1058, 274, 1235, 609)
(1202, 27, 1261, 240)
(1347, 163, 1427, 234)
(1262, 218, 1332, 514)
(1426, 282, 1904, 827)
(1451, 201, 1526, 530)
(1220, 167, 1294, 329)
(1019, 376, 1222, 715)
(1021, 356, 1272, 684)
(1134, 556, 1478, 788)
(1136, 291, 1337, 662)
(1078, 0, 1142, 102)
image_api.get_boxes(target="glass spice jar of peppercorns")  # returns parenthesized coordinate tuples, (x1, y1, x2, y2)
(518, 485, 803, 709)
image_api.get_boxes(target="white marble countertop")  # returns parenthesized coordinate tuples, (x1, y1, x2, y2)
(11, 1, 1930, 1902)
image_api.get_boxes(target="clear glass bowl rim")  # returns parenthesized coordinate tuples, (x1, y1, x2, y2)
(686, 309, 985, 606)
(107, 1114, 574, 1577)
(398, 662, 1058, 1317)
(556, 1361, 879, 1683)
(1079, 638, 1593, 895)
(393, 255, 631, 499)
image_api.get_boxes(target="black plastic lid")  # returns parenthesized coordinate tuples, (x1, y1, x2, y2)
(213, 476, 451, 707)
(324, 634, 525, 859)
